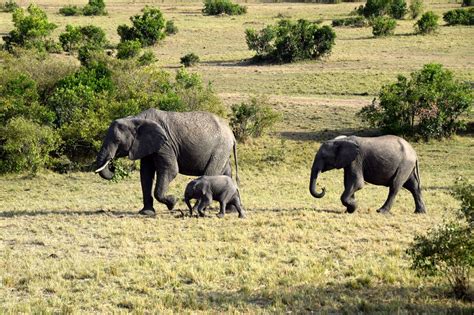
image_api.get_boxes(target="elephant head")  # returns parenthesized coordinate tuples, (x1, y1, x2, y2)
(95, 118, 167, 180)
(309, 136, 359, 198)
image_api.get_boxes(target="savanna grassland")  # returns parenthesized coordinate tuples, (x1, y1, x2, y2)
(1, 0, 474, 313)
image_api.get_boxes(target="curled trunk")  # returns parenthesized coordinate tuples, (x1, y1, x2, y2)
(96, 145, 116, 180)
(309, 166, 326, 198)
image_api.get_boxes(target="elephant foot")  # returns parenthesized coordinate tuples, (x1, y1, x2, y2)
(376, 207, 391, 214)
(165, 196, 177, 211)
(217, 212, 225, 218)
(414, 207, 426, 214)
(238, 213, 246, 219)
(198, 210, 206, 217)
(139, 208, 156, 216)
(345, 205, 357, 213)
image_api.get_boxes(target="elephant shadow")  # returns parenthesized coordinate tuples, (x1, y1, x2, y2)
(279, 128, 381, 142)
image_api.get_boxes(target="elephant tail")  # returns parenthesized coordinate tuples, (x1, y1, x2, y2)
(233, 140, 240, 187)
(415, 160, 421, 191)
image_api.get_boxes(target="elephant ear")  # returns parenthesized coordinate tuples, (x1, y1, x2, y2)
(334, 139, 359, 169)
(128, 119, 167, 160)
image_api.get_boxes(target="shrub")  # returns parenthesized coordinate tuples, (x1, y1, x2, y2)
(0, 0, 18, 12)
(58, 5, 82, 16)
(230, 96, 281, 143)
(116, 40, 142, 59)
(59, 25, 108, 53)
(409, 0, 423, 19)
(407, 181, 473, 299)
(463, 0, 473, 6)
(117, 6, 167, 46)
(389, 0, 407, 19)
(202, 0, 247, 16)
(371, 16, 397, 37)
(137, 50, 157, 66)
(165, 20, 178, 35)
(332, 16, 368, 27)
(246, 19, 336, 63)
(2, 4, 57, 52)
(443, 8, 474, 26)
(358, 63, 473, 139)
(0, 117, 61, 174)
(180, 53, 200, 67)
(361, 0, 390, 17)
(83, 0, 107, 16)
(415, 11, 439, 34)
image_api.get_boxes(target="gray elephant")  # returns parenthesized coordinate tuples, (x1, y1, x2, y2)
(95, 109, 239, 216)
(309, 135, 426, 214)
(184, 175, 245, 218)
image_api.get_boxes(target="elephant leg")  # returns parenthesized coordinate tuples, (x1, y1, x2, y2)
(196, 197, 211, 217)
(341, 170, 363, 213)
(138, 156, 156, 215)
(185, 197, 193, 216)
(403, 173, 426, 214)
(231, 195, 246, 219)
(153, 163, 179, 211)
(221, 160, 238, 213)
(217, 201, 226, 218)
(377, 186, 401, 214)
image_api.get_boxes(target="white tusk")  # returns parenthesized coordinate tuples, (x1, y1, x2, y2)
(95, 160, 111, 173)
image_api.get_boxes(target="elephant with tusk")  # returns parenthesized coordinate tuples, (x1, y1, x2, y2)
(96, 108, 239, 216)
(309, 135, 426, 214)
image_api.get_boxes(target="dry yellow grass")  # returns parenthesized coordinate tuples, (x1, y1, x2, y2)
(1, 0, 473, 313)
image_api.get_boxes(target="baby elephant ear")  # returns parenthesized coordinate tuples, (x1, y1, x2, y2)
(129, 119, 167, 160)
(334, 139, 359, 169)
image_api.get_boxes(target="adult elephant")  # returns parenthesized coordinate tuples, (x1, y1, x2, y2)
(309, 135, 426, 214)
(95, 108, 239, 216)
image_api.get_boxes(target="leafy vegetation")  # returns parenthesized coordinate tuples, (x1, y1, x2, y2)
(58, 5, 81, 16)
(443, 8, 474, 25)
(332, 16, 368, 27)
(358, 63, 473, 139)
(230, 96, 281, 142)
(165, 20, 179, 35)
(409, 0, 424, 19)
(117, 6, 167, 46)
(202, 0, 247, 16)
(407, 180, 473, 299)
(371, 16, 397, 37)
(246, 19, 336, 63)
(137, 50, 157, 66)
(463, 0, 473, 7)
(59, 0, 107, 17)
(116, 40, 142, 59)
(415, 11, 439, 34)
(357, 0, 407, 19)
(0, 0, 18, 13)
(2, 4, 57, 52)
(59, 25, 108, 53)
(180, 52, 200, 67)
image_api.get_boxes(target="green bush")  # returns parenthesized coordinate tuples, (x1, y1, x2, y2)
(389, 0, 407, 19)
(358, 63, 473, 139)
(83, 0, 107, 16)
(202, 0, 247, 16)
(2, 4, 57, 52)
(371, 16, 397, 37)
(463, 0, 473, 6)
(230, 96, 281, 143)
(360, 0, 390, 17)
(180, 53, 200, 67)
(407, 181, 473, 299)
(0, 117, 60, 174)
(58, 5, 82, 16)
(409, 0, 423, 19)
(165, 20, 178, 35)
(0, 0, 18, 12)
(117, 6, 167, 46)
(443, 8, 474, 26)
(246, 19, 336, 63)
(415, 11, 439, 34)
(137, 50, 157, 66)
(332, 16, 368, 27)
(59, 25, 108, 53)
(116, 40, 142, 60)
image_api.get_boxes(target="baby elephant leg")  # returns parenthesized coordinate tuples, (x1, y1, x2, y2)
(230, 194, 246, 218)
(196, 196, 211, 217)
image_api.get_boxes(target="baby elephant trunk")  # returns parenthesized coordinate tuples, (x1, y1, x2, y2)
(309, 167, 326, 198)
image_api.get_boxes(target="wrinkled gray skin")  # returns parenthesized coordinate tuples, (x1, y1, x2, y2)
(184, 175, 245, 218)
(309, 135, 426, 214)
(96, 109, 239, 215)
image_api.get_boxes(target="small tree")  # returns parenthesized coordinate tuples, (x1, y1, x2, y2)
(137, 50, 157, 66)
(389, 0, 408, 19)
(0, 0, 18, 13)
(230, 96, 281, 143)
(409, 0, 423, 19)
(58, 5, 82, 16)
(59, 25, 108, 53)
(117, 7, 167, 46)
(180, 53, 200, 67)
(246, 19, 336, 63)
(358, 63, 473, 139)
(415, 11, 439, 34)
(2, 4, 57, 52)
(202, 0, 247, 16)
(165, 20, 178, 35)
(83, 0, 107, 16)
(371, 16, 397, 37)
(443, 8, 474, 26)
(407, 180, 473, 299)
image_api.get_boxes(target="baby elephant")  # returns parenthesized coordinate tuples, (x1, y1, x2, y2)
(184, 175, 245, 218)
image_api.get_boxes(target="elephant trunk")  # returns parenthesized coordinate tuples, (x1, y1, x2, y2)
(309, 162, 326, 199)
(95, 145, 116, 180)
